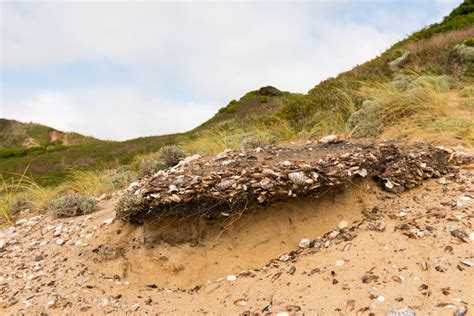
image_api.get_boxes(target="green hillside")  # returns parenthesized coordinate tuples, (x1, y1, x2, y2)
(181, 0, 474, 152)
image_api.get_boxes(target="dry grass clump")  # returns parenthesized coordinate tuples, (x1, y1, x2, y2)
(182, 117, 295, 155)
(47, 194, 97, 218)
(0, 170, 60, 224)
(350, 74, 451, 137)
(0, 175, 22, 224)
(65, 168, 113, 196)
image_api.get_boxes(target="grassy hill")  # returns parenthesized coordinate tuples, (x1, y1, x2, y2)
(1, 0, 473, 188)
(0, 119, 97, 148)
(180, 0, 473, 153)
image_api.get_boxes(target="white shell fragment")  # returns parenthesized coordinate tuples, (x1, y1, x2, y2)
(319, 134, 338, 144)
(457, 196, 472, 208)
(335, 259, 345, 267)
(299, 238, 311, 248)
(356, 168, 368, 177)
(385, 180, 394, 189)
(338, 220, 348, 229)
(226, 275, 237, 281)
(168, 185, 178, 194)
(215, 180, 234, 191)
(288, 172, 308, 186)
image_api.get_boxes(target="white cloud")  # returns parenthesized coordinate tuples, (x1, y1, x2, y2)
(0, 1, 461, 139)
(2, 89, 215, 141)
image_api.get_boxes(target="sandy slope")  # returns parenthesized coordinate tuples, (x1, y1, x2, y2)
(0, 167, 473, 315)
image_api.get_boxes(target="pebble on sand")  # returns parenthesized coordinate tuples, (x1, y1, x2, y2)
(227, 275, 237, 282)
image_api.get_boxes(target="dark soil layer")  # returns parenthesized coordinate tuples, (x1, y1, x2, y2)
(117, 141, 471, 222)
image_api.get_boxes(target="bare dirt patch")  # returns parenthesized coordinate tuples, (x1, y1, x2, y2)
(87, 182, 375, 289)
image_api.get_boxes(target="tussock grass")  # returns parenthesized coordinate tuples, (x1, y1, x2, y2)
(181, 117, 295, 155)
(353, 74, 451, 136)
(0, 174, 26, 224)
(65, 168, 113, 196)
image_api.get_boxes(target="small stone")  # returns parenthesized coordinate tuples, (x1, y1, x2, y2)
(319, 134, 338, 144)
(215, 150, 229, 160)
(0, 239, 6, 250)
(457, 196, 472, 208)
(376, 295, 385, 302)
(227, 275, 237, 281)
(299, 238, 311, 249)
(282, 160, 292, 167)
(46, 298, 56, 307)
(131, 303, 140, 311)
(437, 177, 448, 185)
(102, 218, 114, 225)
(279, 254, 292, 262)
(469, 232, 474, 241)
(55, 238, 65, 246)
(454, 306, 468, 316)
(335, 259, 345, 267)
(338, 220, 348, 230)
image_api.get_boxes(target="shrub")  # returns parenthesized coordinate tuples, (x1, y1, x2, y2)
(218, 100, 238, 114)
(465, 38, 474, 46)
(11, 197, 34, 216)
(259, 96, 268, 103)
(115, 194, 144, 220)
(388, 51, 411, 72)
(138, 159, 166, 176)
(158, 145, 185, 167)
(242, 137, 269, 149)
(453, 41, 474, 75)
(110, 170, 136, 189)
(347, 100, 382, 137)
(47, 194, 97, 218)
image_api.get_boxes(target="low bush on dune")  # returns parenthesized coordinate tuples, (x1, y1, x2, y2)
(47, 194, 97, 218)
(158, 145, 186, 168)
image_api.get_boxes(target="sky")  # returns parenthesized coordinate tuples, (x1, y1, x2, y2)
(0, 0, 463, 141)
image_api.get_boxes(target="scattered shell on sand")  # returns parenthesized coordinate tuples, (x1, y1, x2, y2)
(387, 307, 416, 316)
(233, 299, 248, 306)
(319, 134, 338, 144)
(338, 220, 348, 229)
(299, 238, 311, 248)
(454, 306, 468, 316)
(335, 259, 345, 267)
(226, 275, 237, 282)
(457, 196, 472, 208)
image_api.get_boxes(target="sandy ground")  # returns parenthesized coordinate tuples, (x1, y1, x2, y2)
(0, 167, 473, 315)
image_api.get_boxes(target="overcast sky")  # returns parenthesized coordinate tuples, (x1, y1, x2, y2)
(0, 0, 462, 141)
